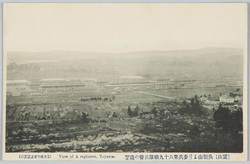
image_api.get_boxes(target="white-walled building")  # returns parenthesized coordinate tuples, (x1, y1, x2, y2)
(219, 95, 235, 104)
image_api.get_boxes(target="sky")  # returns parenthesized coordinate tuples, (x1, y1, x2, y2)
(3, 3, 247, 53)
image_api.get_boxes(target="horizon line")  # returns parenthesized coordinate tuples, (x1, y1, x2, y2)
(6, 47, 244, 54)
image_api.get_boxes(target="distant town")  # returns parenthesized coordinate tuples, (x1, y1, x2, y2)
(7, 76, 243, 111)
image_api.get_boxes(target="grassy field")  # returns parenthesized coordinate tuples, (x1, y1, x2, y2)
(146, 86, 242, 100)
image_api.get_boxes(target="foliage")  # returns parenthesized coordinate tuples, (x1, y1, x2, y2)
(173, 131, 243, 152)
(213, 104, 243, 134)
(81, 112, 91, 123)
(127, 106, 139, 117)
(151, 107, 157, 117)
(179, 95, 204, 116)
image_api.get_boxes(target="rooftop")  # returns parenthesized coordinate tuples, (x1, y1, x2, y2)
(120, 76, 144, 79)
(7, 80, 29, 84)
(220, 95, 235, 99)
(40, 78, 66, 82)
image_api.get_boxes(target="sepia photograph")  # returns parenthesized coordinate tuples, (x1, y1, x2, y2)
(2, 3, 248, 161)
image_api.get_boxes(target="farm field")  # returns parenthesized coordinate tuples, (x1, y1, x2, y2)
(6, 88, 243, 152)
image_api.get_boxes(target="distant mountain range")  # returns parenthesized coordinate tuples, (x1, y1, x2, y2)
(7, 47, 244, 61)
(7, 47, 244, 80)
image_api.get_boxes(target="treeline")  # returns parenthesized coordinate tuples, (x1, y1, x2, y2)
(7, 62, 41, 71)
(128, 106, 158, 118)
(179, 95, 204, 116)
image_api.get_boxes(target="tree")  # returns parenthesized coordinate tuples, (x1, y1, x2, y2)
(179, 100, 189, 115)
(214, 105, 243, 141)
(190, 98, 195, 107)
(194, 97, 202, 115)
(82, 112, 90, 123)
(134, 105, 139, 117)
(152, 107, 157, 117)
(180, 96, 204, 116)
(230, 109, 243, 134)
(128, 106, 132, 117)
(213, 104, 231, 132)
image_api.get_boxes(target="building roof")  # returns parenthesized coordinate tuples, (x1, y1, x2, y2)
(120, 76, 144, 79)
(40, 79, 85, 87)
(41, 78, 66, 81)
(105, 83, 150, 87)
(41, 84, 85, 87)
(170, 80, 196, 82)
(157, 78, 170, 81)
(7, 80, 29, 84)
(220, 95, 235, 99)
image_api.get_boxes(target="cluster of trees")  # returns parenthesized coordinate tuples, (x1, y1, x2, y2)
(128, 106, 139, 117)
(80, 97, 113, 102)
(128, 106, 159, 118)
(81, 112, 91, 123)
(214, 104, 243, 134)
(179, 95, 204, 115)
(80, 96, 115, 102)
(7, 62, 41, 71)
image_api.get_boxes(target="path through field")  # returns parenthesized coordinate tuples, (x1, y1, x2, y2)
(138, 91, 181, 101)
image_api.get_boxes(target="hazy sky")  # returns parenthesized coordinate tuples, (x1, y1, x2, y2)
(4, 3, 247, 52)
